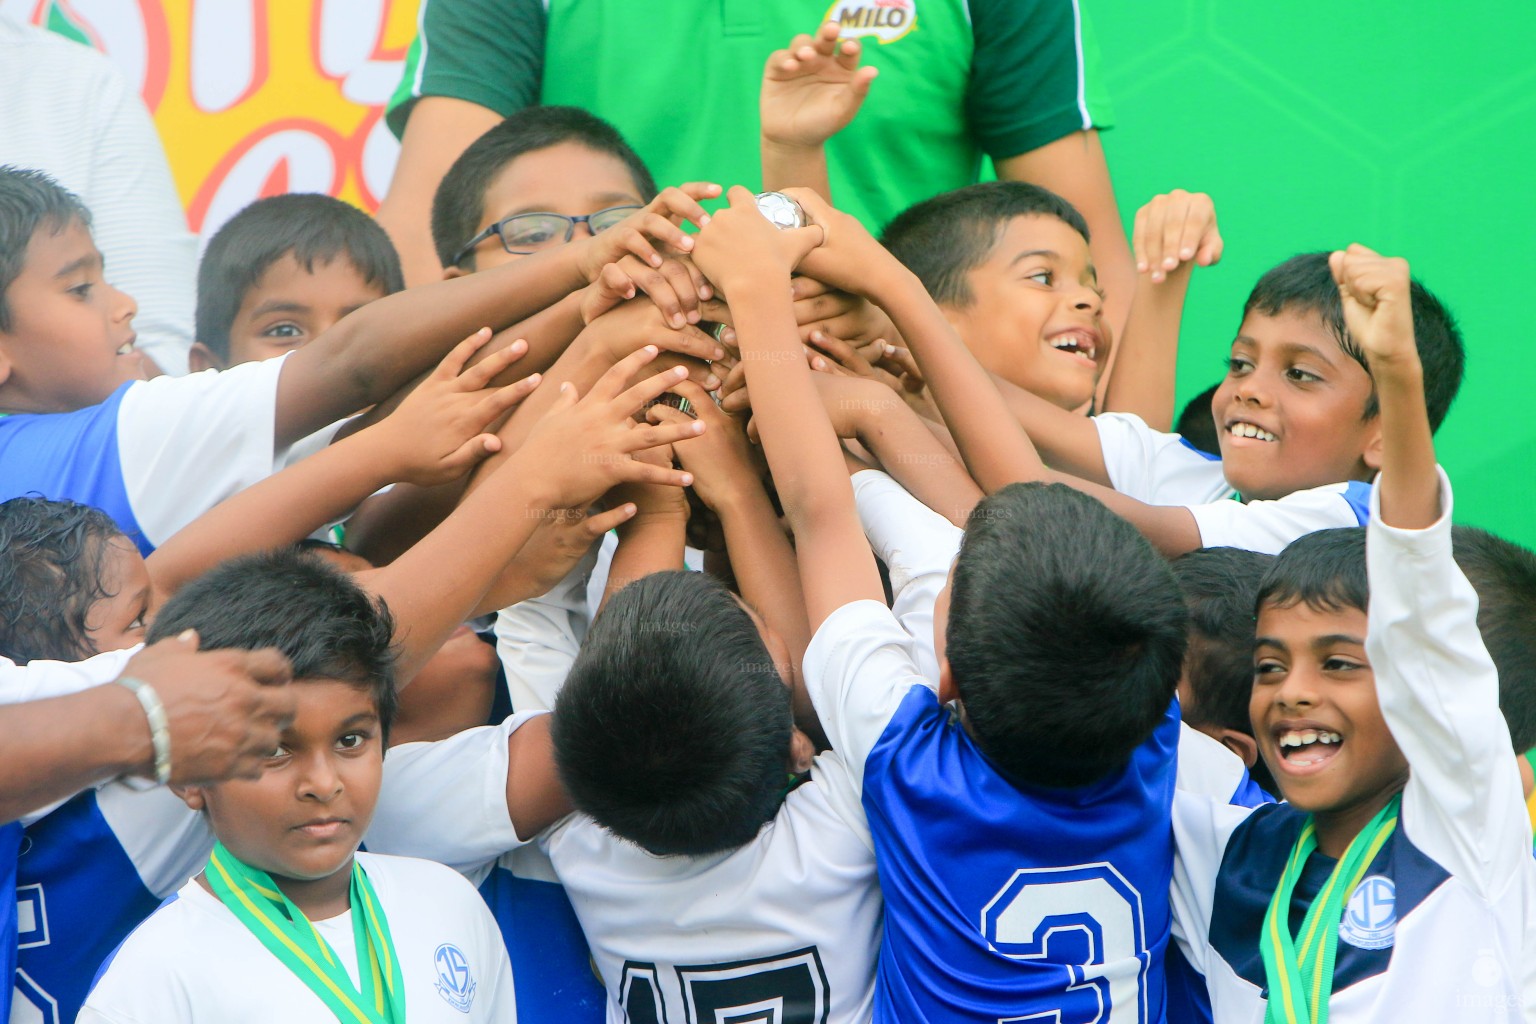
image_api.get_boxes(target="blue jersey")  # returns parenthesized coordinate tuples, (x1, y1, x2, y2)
(805, 599, 1179, 1024)
(12, 785, 211, 1024)
(477, 860, 605, 1021)
(0, 384, 146, 552)
(1, 822, 20, 1022)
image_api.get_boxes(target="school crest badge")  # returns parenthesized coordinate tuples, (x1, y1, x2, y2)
(1338, 875, 1397, 951)
(433, 943, 477, 1012)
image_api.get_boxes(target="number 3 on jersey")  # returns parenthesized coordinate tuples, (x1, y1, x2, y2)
(981, 863, 1149, 1024)
(620, 948, 830, 1024)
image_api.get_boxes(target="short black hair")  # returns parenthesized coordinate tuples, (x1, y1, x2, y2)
(551, 571, 791, 856)
(1241, 252, 1464, 431)
(1176, 383, 1222, 457)
(1172, 546, 1277, 794)
(1452, 526, 1536, 753)
(0, 497, 126, 664)
(195, 193, 403, 362)
(0, 166, 93, 332)
(432, 106, 659, 269)
(880, 181, 1090, 308)
(1258, 524, 1536, 753)
(946, 483, 1186, 788)
(147, 548, 399, 741)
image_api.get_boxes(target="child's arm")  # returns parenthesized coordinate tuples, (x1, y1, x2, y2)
(1099, 190, 1223, 428)
(273, 184, 720, 448)
(356, 347, 703, 684)
(789, 189, 1206, 556)
(597, 446, 690, 611)
(1344, 245, 1530, 894)
(146, 331, 534, 601)
(759, 21, 878, 199)
(691, 187, 883, 629)
(652, 381, 823, 741)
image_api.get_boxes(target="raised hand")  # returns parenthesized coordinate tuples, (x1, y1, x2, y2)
(690, 186, 825, 294)
(516, 346, 706, 509)
(375, 328, 541, 486)
(1132, 189, 1223, 283)
(573, 182, 723, 280)
(649, 380, 761, 512)
(1329, 244, 1417, 370)
(761, 22, 879, 150)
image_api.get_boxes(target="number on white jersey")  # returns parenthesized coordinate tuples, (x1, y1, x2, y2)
(981, 863, 1148, 1024)
(620, 948, 830, 1023)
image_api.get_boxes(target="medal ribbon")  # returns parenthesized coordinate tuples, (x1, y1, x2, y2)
(1260, 794, 1400, 1024)
(205, 843, 406, 1024)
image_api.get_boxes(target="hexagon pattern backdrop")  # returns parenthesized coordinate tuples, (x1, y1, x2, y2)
(1092, 0, 1536, 545)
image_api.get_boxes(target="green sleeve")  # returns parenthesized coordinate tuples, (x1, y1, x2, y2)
(965, 0, 1116, 161)
(384, 0, 546, 138)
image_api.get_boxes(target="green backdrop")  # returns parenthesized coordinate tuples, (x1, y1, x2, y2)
(1091, 0, 1536, 546)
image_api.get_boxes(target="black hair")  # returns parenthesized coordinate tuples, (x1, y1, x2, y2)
(0, 497, 126, 664)
(946, 483, 1186, 788)
(1452, 526, 1536, 753)
(195, 193, 403, 363)
(432, 106, 659, 269)
(880, 181, 1090, 308)
(1258, 524, 1536, 753)
(551, 571, 792, 856)
(1172, 546, 1277, 794)
(0, 166, 93, 332)
(1241, 252, 1464, 431)
(147, 548, 399, 741)
(1176, 383, 1222, 457)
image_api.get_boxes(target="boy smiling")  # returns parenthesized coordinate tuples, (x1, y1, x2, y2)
(77, 551, 518, 1023)
(1169, 246, 1535, 1022)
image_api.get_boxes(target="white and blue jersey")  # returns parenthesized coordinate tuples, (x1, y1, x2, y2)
(1093, 412, 1372, 555)
(0, 822, 19, 1023)
(1170, 473, 1536, 1022)
(0, 357, 311, 555)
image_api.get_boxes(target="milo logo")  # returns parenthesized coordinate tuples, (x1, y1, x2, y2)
(823, 0, 916, 44)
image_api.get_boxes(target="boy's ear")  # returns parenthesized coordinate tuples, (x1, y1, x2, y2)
(187, 342, 224, 373)
(1215, 728, 1259, 769)
(1361, 417, 1385, 473)
(938, 657, 958, 704)
(172, 784, 208, 812)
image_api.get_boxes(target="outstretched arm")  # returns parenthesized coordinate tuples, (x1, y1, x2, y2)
(760, 22, 878, 200)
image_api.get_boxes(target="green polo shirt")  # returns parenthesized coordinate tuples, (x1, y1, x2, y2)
(389, 0, 1112, 231)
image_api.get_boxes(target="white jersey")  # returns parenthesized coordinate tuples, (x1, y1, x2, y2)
(77, 852, 515, 1023)
(1170, 471, 1536, 1022)
(0, 648, 133, 707)
(1093, 412, 1372, 554)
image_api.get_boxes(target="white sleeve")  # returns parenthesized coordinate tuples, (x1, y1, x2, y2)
(366, 712, 545, 876)
(802, 600, 934, 794)
(1188, 480, 1372, 554)
(0, 647, 136, 705)
(1169, 726, 1262, 973)
(1366, 470, 1530, 898)
(115, 359, 286, 547)
(493, 545, 597, 711)
(851, 470, 962, 686)
(1093, 412, 1232, 506)
(82, 59, 196, 377)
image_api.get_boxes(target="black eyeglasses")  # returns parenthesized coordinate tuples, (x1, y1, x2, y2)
(450, 205, 643, 266)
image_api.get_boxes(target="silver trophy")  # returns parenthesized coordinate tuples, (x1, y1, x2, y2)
(755, 191, 807, 230)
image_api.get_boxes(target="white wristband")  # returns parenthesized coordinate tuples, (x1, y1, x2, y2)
(116, 676, 172, 785)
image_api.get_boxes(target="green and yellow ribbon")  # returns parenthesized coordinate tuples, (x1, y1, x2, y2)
(205, 843, 406, 1024)
(1260, 794, 1400, 1024)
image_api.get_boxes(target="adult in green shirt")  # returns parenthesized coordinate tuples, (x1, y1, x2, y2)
(376, 0, 1135, 331)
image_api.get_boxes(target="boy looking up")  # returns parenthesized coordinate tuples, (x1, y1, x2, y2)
(77, 550, 518, 1023)
(691, 188, 1191, 1021)
(0, 164, 714, 554)
(1169, 247, 1535, 1022)
(190, 193, 404, 371)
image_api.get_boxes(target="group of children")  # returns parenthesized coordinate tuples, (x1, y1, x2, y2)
(1, 21, 1533, 1024)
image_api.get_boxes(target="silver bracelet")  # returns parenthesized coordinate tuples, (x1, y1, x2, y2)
(115, 676, 172, 785)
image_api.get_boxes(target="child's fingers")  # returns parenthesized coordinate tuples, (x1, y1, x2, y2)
(458, 336, 530, 389)
(807, 330, 872, 374)
(648, 353, 720, 390)
(849, 65, 878, 100)
(718, 360, 749, 401)
(588, 345, 663, 403)
(793, 286, 858, 327)
(479, 373, 543, 418)
(616, 459, 694, 490)
(1132, 204, 1150, 273)
(613, 363, 693, 414)
(434, 327, 494, 379)
(683, 259, 713, 302)
(652, 184, 720, 230)
(790, 276, 834, 302)
(1196, 227, 1225, 267)
(583, 502, 636, 537)
(651, 322, 726, 364)
(624, 418, 706, 455)
(720, 385, 752, 416)
(1157, 193, 1193, 274)
(834, 34, 860, 67)
(880, 344, 923, 382)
